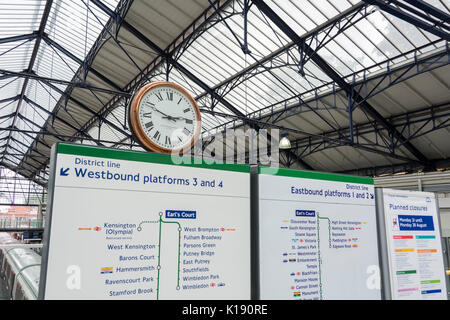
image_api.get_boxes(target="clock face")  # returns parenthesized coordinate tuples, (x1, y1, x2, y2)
(129, 82, 201, 154)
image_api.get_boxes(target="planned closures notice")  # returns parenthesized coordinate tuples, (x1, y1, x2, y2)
(383, 189, 447, 300)
(258, 168, 381, 300)
(42, 144, 250, 299)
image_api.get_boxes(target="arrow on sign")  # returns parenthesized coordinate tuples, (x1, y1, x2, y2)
(60, 168, 70, 176)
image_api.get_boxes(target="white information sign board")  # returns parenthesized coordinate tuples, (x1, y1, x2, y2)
(382, 189, 447, 300)
(40, 143, 251, 299)
(258, 167, 381, 300)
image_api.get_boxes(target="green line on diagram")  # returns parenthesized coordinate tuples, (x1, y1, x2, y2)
(137, 212, 182, 300)
(161, 218, 182, 291)
(316, 214, 331, 300)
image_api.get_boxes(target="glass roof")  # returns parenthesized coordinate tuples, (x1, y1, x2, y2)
(0, 0, 449, 179)
(0, 0, 121, 169)
(86, 0, 449, 146)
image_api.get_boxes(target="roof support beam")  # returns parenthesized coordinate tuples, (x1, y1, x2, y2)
(195, 2, 368, 102)
(0, 127, 136, 148)
(252, 0, 432, 169)
(200, 108, 421, 165)
(391, 0, 450, 32)
(0, 95, 19, 106)
(42, 34, 123, 91)
(0, 69, 130, 97)
(1, 0, 53, 164)
(13, 0, 136, 181)
(403, 0, 450, 22)
(361, 0, 450, 41)
(77, 0, 235, 140)
(0, 32, 38, 45)
(91, 0, 258, 117)
(0, 74, 17, 81)
(40, 80, 132, 139)
(9, 136, 47, 162)
(23, 96, 102, 143)
(18, 96, 104, 170)
(0, 113, 15, 121)
(91, 0, 314, 170)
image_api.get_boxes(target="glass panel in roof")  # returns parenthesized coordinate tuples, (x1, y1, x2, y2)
(45, 0, 112, 61)
(344, 26, 387, 63)
(0, 0, 45, 38)
(33, 40, 80, 81)
(328, 0, 354, 12)
(0, 40, 35, 72)
(164, 67, 205, 98)
(0, 76, 20, 96)
(382, 10, 439, 47)
(275, 0, 329, 31)
(318, 42, 356, 75)
(3, 156, 20, 166)
(244, 7, 290, 54)
(366, 11, 414, 53)
(353, 17, 400, 58)
(309, 0, 341, 18)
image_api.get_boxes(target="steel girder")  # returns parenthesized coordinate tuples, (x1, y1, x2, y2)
(79, 0, 236, 140)
(1, 0, 54, 165)
(252, 0, 433, 169)
(0, 69, 130, 97)
(339, 159, 450, 177)
(284, 102, 450, 164)
(201, 47, 449, 168)
(2, 0, 448, 180)
(361, 0, 450, 41)
(15, 79, 133, 177)
(195, 2, 369, 104)
(91, 0, 314, 170)
(41, 34, 123, 92)
(0, 32, 38, 45)
(7, 0, 136, 181)
(223, 47, 450, 132)
(200, 107, 423, 166)
(0, 127, 135, 148)
(403, 0, 450, 22)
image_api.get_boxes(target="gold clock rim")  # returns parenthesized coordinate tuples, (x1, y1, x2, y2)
(129, 81, 202, 155)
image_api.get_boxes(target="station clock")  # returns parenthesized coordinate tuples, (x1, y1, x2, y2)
(128, 82, 201, 154)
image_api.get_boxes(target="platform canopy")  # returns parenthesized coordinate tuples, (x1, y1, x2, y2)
(0, 0, 449, 186)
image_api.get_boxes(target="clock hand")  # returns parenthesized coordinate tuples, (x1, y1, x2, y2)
(170, 116, 193, 121)
(161, 115, 177, 122)
(148, 106, 171, 118)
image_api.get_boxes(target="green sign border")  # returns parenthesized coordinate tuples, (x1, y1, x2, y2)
(57, 143, 250, 173)
(259, 166, 373, 185)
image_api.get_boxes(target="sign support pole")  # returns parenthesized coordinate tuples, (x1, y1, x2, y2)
(375, 187, 392, 300)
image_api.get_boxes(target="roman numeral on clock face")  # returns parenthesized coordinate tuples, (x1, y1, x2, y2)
(167, 92, 173, 101)
(165, 136, 171, 145)
(155, 92, 163, 101)
(183, 127, 191, 135)
(145, 121, 153, 129)
(153, 131, 161, 141)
